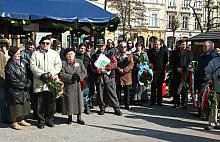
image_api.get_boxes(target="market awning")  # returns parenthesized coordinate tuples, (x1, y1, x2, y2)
(0, 0, 116, 23)
(187, 31, 220, 41)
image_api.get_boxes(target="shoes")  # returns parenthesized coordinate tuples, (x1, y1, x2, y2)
(172, 104, 180, 108)
(115, 110, 122, 116)
(11, 122, 23, 130)
(37, 123, 45, 129)
(125, 105, 129, 110)
(98, 110, 105, 115)
(182, 105, 187, 109)
(77, 119, 85, 125)
(204, 125, 213, 130)
(213, 125, 220, 129)
(149, 103, 155, 106)
(66, 118, 72, 125)
(19, 120, 31, 126)
(158, 103, 164, 106)
(46, 122, 55, 127)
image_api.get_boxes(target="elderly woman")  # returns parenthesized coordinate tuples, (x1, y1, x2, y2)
(59, 48, 87, 125)
(5, 46, 31, 130)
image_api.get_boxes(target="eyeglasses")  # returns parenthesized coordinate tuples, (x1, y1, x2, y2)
(41, 42, 50, 45)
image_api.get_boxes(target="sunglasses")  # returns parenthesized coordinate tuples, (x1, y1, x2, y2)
(41, 42, 50, 45)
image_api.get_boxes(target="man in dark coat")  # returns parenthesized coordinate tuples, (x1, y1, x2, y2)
(91, 40, 122, 116)
(148, 39, 168, 106)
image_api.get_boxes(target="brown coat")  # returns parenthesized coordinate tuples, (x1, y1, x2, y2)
(115, 52, 134, 85)
(59, 59, 87, 115)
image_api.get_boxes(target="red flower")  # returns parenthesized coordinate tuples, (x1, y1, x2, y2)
(143, 71, 148, 75)
(137, 67, 141, 71)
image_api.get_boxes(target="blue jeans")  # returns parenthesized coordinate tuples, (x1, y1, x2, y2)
(0, 88, 8, 122)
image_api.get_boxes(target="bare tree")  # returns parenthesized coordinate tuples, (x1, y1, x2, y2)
(189, 0, 220, 32)
(169, 14, 180, 49)
(108, 0, 146, 40)
(189, 0, 203, 33)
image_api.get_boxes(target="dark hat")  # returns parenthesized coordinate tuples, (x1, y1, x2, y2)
(97, 39, 105, 46)
(8, 46, 19, 57)
(64, 48, 75, 56)
(39, 36, 51, 44)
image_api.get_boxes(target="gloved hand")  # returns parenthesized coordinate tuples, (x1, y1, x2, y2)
(71, 73, 80, 82)
(40, 72, 52, 82)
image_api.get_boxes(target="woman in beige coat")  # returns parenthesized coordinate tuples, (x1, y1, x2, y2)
(59, 48, 87, 125)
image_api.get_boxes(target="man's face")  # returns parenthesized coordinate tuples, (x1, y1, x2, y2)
(40, 40, 51, 51)
(28, 43, 35, 51)
(154, 40, 161, 50)
(119, 42, 127, 53)
(203, 42, 211, 53)
(98, 44, 106, 53)
(107, 40, 113, 48)
(179, 42, 186, 50)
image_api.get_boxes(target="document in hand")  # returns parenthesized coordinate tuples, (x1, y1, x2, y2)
(94, 53, 111, 68)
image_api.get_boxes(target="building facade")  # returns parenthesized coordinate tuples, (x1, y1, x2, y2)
(90, 0, 220, 48)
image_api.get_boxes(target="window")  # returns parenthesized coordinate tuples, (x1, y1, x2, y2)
(182, 0, 189, 8)
(150, 12, 158, 27)
(182, 16, 189, 29)
(168, 0, 176, 6)
(150, 0, 158, 3)
(195, 0, 202, 8)
(135, 18, 145, 26)
(195, 15, 201, 30)
(168, 15, 175, 28)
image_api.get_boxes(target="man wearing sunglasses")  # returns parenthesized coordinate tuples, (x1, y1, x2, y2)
(30, 36, 62, 129)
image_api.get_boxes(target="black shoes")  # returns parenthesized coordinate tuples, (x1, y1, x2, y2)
(98, 110, 105, 115)
(46, 122, 55, 127)
(125, 105, 129, 110)
(37, 123, 45, 129)
(77, 119, 85, 125)
(204, 125, 213, 130)
(149, 103, 155, 106)
(115, 110, 122, 116)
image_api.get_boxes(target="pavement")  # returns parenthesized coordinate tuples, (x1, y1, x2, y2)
(0, 99, 220, 142)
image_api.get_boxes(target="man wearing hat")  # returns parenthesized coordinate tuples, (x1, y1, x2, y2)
(0, 38, 10, 123)
(30, 36, 62, 129)
(91, 39, 122, 116)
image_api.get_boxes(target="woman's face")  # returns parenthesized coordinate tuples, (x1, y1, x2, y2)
(136, 44, 142, 51)
(66, 51, 75, 62)
(13, 50, 21, 60)
(78, 45, 86, 54)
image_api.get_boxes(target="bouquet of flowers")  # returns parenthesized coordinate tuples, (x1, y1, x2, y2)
(48, 75, 64, 98)
(137, 62, 153, 86)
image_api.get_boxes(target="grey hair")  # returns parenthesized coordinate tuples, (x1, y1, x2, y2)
(205, 40, 214, 49)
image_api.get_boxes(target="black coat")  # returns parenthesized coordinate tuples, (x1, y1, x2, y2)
(147, 47, 168, 83)
(5, 58, 31, 104)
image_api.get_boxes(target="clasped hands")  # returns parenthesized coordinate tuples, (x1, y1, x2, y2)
(40, 72, 52, 83)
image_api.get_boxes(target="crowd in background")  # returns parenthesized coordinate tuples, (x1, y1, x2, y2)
(0, 35, 219, 131)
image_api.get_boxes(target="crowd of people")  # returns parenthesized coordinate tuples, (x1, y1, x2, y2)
(0, 36, 219, 131)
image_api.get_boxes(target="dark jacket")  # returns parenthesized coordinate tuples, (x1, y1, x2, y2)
(169, 49, 181, 74)
(75, 52, 91, 74)
(91, 50, 117, 84)
(147, 47, 168, 83)
(197, 50, 218, 86)
(5, 58, 31, 104)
